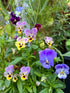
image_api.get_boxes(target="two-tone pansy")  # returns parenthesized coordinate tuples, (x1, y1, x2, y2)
(44, 36, 54, 46)
(55, 64, 69, 79)
(15, 21, 26, 34)
(24, 28, 37, 42)
(34, 23, 41, 31)
(19, 66, 30, 81)
(4, 65, 13, 80)
(9, 12, 20, 25)
(15, 37, 28, 50)
(12, 75, 18, 82)
(39, 48, 57, 69)
(15, 6, 24, 16)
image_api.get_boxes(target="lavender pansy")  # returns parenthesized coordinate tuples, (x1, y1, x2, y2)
(19, 66, 30, 81)
(39, 48, 57, 69)
(15, 21, 26, 34)
(24, 28, 37, 42)
(4, 65, 13, 80)
(9, 12, 20, 25)
(55, 64, 69, 79)
(44, 36, 54, 46)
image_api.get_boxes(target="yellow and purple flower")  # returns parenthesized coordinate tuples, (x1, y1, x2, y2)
(15, 37, 28, 50)
(4, 65, 13, 80)
(39, 49, 57, 69)
(24, 28, 37, 42)
(12, 75, 18, 82)
(34, 23, 41, 31)
(55, 64, 69, 79)
(15, 21, 26, 34)
(19, 66, 30, 81)
(9, 12, 20, 25)
(44, 36, 54, 46)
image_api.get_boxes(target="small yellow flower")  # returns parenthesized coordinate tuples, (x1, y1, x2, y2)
(13, 77, 18, 82)
(6, 74, 12, 80)
(21, 75, 26, 81)
(47, 41, 53, 46)
(40, 42, 45, 47)
(15, 41, 25, 50)
(18, 30, 22, 34)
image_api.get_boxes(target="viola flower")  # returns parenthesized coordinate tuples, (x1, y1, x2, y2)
(34, 23, 41, 31)
(13, 35, 18, 40)
(13, 75, 18, 82)
(24, 28, 37, 42)
(4, 65, 13, 80)
(39, 48, 57, 69)
(19, 66, 30, 81)
(36, 81, 40, 86)
(15, 21, 26, 34)
(9, 12, 20, 25)
(15, 37, 28, 50)
(44, 36, 54, 46)
(55, 64, 69, 79)
(15, 6, 24, 16)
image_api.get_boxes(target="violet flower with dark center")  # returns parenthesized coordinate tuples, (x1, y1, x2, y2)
(55, 64, 69, 79)
(4, 65, 13, 80)
(19, 66, 30, 81)
(24, 28, 37, 42)
(39, 48, 57, 69)
(34, 23, 41, 31)
(9, 12, 20, 25)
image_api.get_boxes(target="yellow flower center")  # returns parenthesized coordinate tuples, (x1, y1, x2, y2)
(13, 77, 18, 82)
(21, 75, 26, 80)
(6, 74, 12, 80)
(28, 37, 33, 42)
(14, 19, 16, 22)
(46, 61, 49, 64)
(60, 71, 63, 74)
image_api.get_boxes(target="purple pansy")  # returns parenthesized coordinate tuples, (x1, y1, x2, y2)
(39, 48, 57, 69)
(9, 12, 20, 25)
(13, 35, 18, 40)
(55, 64, 69, 79)
(34, 23, 41, 31)
(15, 21, 26, 34)
(4, 65, 13, 80)
(44, 36, 54, 46)
(24, 28, 37, 42)
(19, 66, 30, 81)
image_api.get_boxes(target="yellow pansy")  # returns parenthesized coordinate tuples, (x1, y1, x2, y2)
(6, 74, 12, 80)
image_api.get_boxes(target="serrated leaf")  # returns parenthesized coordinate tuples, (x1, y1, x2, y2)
(17, 80, 23, 93)
(9, 57, 23, 65)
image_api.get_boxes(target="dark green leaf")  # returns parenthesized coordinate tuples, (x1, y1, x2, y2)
(17, 80, 23, 93)
(5, 80, 11, 88)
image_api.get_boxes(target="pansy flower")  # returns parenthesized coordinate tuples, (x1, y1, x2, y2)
(44, 36, 54, 46)
(15, 37, 28, 50)
(34, 23, 41, 31)
(24, 28, 37, 42)
(15, 21, 26, 34)
(15, 6, 24, 16)
(55, 64, 69, 79)
(19, 66, 30, 81)
(4, 65, 13, 80)
(9, 12, 20, 25)
(13, 75, 18, 82)
(39, 48, 57, 69)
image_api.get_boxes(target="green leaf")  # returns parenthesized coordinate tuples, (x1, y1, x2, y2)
(0, 80, 4, 86)
(33, 86, 36, 93)
(34, 70, 42, 77)
(9, 57, 23, 65)
(25, 86, 32, 93)
(55, 89, 64, 93)
(63, 51, 70, 57)
(32, 45, 38, 49)
(53, 80, 66, 89)
(39, 0, 49, 14)
(66, 39, 70, 51)
(17, 80, 23, 93)
(5, 24, 11, 35)
(4, 87, 11, 93)
(39, 88, 49, 93)
(5, 80, 11, 88)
